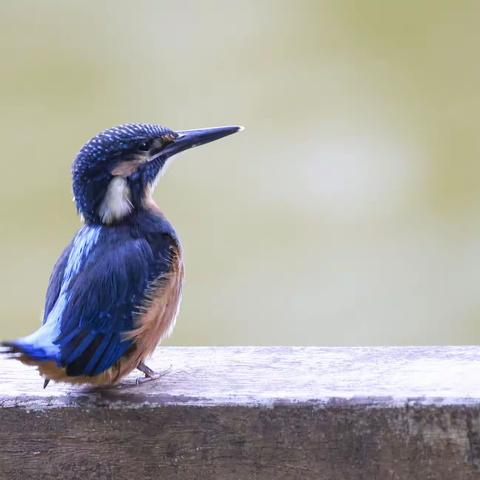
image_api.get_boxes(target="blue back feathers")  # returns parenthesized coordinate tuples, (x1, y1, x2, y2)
(9, 210, 179, 377)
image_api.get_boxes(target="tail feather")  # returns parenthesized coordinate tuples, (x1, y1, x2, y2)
(0, 344, 14, 354)
(1, 339, 59, 363)
(1, 342, 21, 357)
(0, 348, 24, 361)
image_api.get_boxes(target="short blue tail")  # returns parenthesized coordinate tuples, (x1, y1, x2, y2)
(1, 339, 60, 363)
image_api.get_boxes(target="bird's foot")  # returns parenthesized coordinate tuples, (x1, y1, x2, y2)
(135, 362, 171, 385)
(135, 374, 160, 385)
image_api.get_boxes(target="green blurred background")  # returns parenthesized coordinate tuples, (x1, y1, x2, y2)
(1, 1, 480, 346)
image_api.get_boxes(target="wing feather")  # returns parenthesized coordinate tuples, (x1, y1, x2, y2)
(6, 221, 178, 380)
(55, 232, 176, 377)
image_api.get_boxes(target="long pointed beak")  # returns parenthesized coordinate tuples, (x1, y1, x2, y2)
(160, 125, 243, 158)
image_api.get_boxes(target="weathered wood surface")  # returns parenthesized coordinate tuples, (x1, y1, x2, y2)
(1, 346, 480, 479)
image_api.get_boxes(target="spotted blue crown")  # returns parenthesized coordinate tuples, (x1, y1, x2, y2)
(72, 123, 173, 222)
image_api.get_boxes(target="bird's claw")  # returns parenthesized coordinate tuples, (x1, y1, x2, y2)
(135, 373, 161, 385)
(134, 361, 172, 385)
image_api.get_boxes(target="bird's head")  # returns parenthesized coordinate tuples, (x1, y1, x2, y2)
(72, 123, 242, 224)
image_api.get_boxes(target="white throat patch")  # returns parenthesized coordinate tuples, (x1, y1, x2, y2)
(99, 177, 133, 224)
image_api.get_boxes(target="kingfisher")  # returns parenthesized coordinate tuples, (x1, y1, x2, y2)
(2, 123, 242, 387)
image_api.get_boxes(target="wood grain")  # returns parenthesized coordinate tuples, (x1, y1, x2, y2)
(1, 346, 480, 479)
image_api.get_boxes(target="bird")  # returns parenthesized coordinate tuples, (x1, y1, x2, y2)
(1, 122, 242, 387)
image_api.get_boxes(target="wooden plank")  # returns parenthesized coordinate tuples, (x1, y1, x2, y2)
(1, 346, 480, 479)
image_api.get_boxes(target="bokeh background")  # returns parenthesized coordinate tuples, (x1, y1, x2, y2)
(1, 1, 480, 346)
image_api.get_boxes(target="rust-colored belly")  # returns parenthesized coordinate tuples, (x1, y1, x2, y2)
(122, 246, 184, 374)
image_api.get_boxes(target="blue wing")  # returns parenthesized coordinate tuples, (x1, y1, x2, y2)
(43, 244, 72, 323)
(6, 215, 178, 378)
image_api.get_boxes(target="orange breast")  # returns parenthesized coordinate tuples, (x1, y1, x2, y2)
(124, 245, 184, 367)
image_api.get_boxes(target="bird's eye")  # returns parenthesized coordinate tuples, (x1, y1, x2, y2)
(137, 141, 151, 152)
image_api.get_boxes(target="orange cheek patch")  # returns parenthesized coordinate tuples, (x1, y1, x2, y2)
(111, 160, 142, 177)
